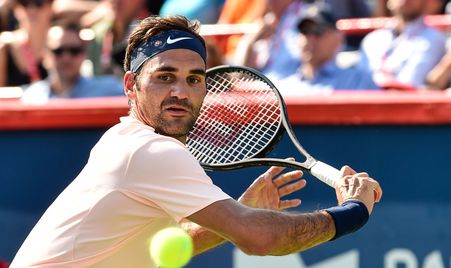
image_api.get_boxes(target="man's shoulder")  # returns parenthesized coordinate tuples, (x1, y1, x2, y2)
(112, 117, 183, 148)
(100, 117, 187, 162)
(111, 117, 156, 139)
(419, 25, 446, 42)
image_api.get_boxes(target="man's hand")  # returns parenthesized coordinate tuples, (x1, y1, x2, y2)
(335, 166, 383, 214)
(238, 164, 306, 210)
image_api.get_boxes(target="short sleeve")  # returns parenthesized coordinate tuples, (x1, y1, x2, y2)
(123, 137, 231, 222)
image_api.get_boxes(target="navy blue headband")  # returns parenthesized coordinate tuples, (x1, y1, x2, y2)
(130, 29, 207, 73)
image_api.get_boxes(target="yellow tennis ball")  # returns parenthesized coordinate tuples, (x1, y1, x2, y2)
(150, 227, 193, 268)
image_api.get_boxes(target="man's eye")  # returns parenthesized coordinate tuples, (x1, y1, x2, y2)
(188, 77, 201, 84)
(158, 74, 173, 81)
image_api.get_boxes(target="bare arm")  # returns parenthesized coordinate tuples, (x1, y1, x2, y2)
(184, 166, 306, 256)
(188, 199, 334, 256)
(234, 14, 278, 68)
(426, 50, 451, 90)
(181, 220, 227, 256)
(187, 166, 382, 256)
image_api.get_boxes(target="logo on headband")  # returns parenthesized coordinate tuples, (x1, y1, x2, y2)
(167, 36, 193, 44)
(130, 30, 206, 73)
(154, 40, 163, 47)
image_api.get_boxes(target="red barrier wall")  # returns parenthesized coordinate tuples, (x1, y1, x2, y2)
(2, 91, 451, 131)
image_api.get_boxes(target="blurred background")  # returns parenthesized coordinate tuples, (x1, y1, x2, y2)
(1, 0, 451, 267)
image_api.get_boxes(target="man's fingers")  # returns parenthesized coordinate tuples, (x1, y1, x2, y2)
(340, 174, 383, 203)
(368, 179, 383, 202)
(273, 170, 303, 187)
(265, 165, 287, 178)
(340, 165, 357, 177)
(278, 179, 306, 197)
(279, 199, 301, 210)
(355, 176, 382, 203)
(265, 158, 296, 178)
(248, 173, 268, 191)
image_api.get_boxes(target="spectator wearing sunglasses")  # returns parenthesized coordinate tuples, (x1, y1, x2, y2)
(274, 4, 379, 95)
(21, 23, 124, 103)
(0, 0, 53, 87)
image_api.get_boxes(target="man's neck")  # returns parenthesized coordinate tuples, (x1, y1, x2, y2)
(129, 112, 187, 144)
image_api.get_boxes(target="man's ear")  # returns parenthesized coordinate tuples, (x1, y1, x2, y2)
(124, 71, 136, 98)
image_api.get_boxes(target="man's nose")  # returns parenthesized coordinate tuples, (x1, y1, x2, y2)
(170, 80, 190, 99)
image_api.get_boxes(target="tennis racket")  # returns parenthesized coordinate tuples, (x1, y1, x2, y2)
(186, 65, 340, 188)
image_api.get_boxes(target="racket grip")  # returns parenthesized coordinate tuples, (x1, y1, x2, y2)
(310, 161, 340, 188)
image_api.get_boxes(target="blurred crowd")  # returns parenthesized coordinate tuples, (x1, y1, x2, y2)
(1, 0, 451, 102)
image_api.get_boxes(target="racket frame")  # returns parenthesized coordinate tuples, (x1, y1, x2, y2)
(191, 65, 318, 172)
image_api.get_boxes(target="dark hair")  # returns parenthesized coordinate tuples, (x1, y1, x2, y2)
(123, 15, 206, 73)
(16, 0, 53, 7)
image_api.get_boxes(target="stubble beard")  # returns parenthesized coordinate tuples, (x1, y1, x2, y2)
(153, 100, 202, 139)
(134, 95, 203, 140)
(153, 113, 198, 139)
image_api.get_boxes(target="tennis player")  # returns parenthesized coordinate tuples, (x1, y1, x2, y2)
(10, 15, 382, 268)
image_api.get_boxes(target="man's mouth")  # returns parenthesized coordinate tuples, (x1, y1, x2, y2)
(164, 105, 191, 117)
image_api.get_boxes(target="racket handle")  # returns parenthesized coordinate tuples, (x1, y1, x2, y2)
(310, 161, 340, 188)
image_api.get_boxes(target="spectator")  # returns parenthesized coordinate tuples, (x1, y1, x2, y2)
(0, 0, 53, 87)
(80, 0, 147, 77)
(359, 0, 446, 90)
(21, 23, 124, 103)
(373, 0, 450, 16)
(234, 0, 373, 81)
(320, 0, 372, 50)
(274, 3, 379, 95)
(234, 0, 303, 80)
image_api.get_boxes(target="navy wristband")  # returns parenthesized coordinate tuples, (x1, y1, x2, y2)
(324, 200, 369, 240)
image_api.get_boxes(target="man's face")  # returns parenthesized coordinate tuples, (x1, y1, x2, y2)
(388, 0, 427, 21)
(126, 49, 207, 141)
(46, 28, 85, 82)
(298, 21, 341, 67)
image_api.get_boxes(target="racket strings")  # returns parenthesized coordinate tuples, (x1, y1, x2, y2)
(187, 70, 282, 165)
(214, 75, 274, 162)
(193, 74, 247, 163)
(189, 74, 279, 163)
